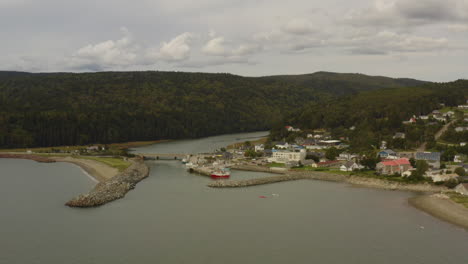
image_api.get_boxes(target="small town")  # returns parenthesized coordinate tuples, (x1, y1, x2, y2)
(183, 103, 468, 199)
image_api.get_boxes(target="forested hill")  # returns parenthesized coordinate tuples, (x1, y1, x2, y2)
(270, 80, 468, 151)
(0, 70, 424, 148)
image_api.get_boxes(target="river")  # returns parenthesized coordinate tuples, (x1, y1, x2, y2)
(0, 131, 467, 264)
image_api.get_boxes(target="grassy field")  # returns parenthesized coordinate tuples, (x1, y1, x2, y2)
(77, 156, 132, 172)
(448, 192, 468, 208)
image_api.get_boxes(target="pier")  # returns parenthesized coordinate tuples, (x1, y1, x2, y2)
(140, 153, 188, 160)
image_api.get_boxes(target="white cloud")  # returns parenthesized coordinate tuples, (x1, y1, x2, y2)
(202, 33, 262, 57)
(156, 32, 193, 62)
(68, 27, 137, 70)
(202, 36, 227, 56)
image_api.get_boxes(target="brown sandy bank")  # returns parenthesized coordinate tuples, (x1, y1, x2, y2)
(52, 156, 119, 182)
(409, 194, 468, 230)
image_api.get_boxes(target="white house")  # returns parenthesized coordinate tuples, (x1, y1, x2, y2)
(268, 149, 306, 164)
(275, 142, 289, 149)
(340, 161, 363, 172)
(254, 144, 264, 152)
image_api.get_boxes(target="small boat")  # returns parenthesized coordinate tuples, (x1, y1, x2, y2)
(181, 158, 188, 164)
(210, 168, 230, 179)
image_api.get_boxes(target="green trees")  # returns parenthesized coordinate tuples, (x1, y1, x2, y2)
(325, 147, 339, 160)
(409, 160, 429, 181)
(455, 167, 466, 176)
(0, 71, 423, 148)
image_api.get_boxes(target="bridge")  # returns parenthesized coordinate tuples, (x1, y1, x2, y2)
(139, 153, 189, 161)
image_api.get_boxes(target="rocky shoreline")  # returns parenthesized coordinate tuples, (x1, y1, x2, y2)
(65, 158, 150, 208)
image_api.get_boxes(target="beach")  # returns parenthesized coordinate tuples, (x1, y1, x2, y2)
(409, 194, 468, 230)
(52, 156, 119, 182)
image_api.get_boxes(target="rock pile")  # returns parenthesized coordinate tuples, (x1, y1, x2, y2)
(66, 159, 150, 207)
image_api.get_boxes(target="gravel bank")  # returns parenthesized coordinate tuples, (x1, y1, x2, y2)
(409, 194, 468, 230)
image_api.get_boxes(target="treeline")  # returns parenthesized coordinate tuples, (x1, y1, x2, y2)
(0, 71, 423, 148)
(271, 80, 468, 151)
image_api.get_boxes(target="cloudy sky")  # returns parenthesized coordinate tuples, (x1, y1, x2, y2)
(1, 0, 468, 81)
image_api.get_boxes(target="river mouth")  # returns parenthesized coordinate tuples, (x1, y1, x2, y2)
(1, 132, 468, 264)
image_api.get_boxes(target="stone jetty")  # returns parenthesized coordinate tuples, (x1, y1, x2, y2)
(66, 158, 150, 207)
(208, 174, 309, 188)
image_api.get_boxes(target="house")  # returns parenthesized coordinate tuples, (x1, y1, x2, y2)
(274, 142, 289, 149)
(313, 160, 343, 168)
(267, 149, 306, 164)
(432, 110, 441, 115)
(285, 126, 301, 132)
(380, 140, 387, 150)
(295, 137, 305, 145)
(87, 146, 99, 152)
(415, 152, 441, 169)
(419, 115, 429, 120)
(455, 127, 468, 132)
(403, 117, 417, 124)
(376, 158, 413, 175)
(254, 144, 264, 152)
(378, 149, 397, 159)
(340, 161, 363, 172)
(461, 142, 467, 147)
(458, 105, 468, 109)
(446, 111, 455, 117)
(393, 132, 406, 139)
(337, 152, 358, 161)
(455, 183, 468, 196)
(318, 140, 341, 147)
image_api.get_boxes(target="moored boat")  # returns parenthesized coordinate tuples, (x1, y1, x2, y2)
(210, 168, 230, 179)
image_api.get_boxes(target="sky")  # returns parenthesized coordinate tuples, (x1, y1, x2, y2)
(1, 0, 468, 81)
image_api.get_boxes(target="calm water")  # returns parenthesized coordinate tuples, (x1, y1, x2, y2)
(1, 132, 468, 264)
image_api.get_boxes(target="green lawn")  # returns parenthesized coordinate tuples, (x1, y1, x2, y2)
(448, 192, 468, 208)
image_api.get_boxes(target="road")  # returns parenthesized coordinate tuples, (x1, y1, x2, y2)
(417, 119, 456, 152)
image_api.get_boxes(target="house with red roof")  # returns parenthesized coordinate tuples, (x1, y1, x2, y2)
(376, 158, 413, 175)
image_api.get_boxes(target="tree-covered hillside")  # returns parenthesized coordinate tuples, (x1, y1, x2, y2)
(0, 71, 425, 148)
(271, 80, 468, 151)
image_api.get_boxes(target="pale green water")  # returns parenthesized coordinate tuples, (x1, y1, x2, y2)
(0, 132, 467, 264)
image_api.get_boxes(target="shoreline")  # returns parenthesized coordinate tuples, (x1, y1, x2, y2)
(409, 194, 468, 230)
(211, 164, 468, 229)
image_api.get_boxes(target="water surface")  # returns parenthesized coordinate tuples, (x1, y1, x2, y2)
(1, 132, 467, 264)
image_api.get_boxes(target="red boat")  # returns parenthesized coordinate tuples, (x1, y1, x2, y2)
(210, 168, 231, 179)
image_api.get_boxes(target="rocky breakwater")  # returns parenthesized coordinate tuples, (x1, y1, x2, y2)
(208, 174, 309, 188)
(66, 158, 150, 207)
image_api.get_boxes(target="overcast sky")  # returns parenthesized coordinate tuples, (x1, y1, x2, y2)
(1, 0, 468, 81)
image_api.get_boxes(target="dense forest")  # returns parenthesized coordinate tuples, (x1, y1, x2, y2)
(0, 71, 425, 148)
(270, 80, 468, 151)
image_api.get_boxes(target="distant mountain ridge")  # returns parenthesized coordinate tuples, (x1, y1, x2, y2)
(0, 70, 429, 148)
